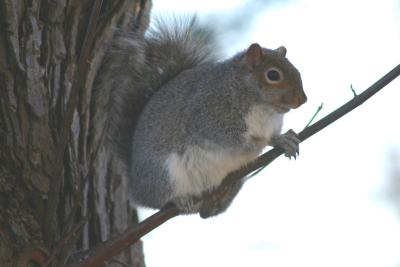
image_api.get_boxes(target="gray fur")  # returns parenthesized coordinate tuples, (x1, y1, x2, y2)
(129, 49, 295, 212)
(94, 16, 305, 217)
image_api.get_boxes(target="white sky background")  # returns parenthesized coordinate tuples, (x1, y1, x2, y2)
(140, 0, 400, 266)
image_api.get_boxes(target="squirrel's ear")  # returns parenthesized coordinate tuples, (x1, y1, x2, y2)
(245, 43, 263, 70)
(275, 46, 287, 57)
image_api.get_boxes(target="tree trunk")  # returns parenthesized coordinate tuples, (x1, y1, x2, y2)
(0, 0, 150, 266)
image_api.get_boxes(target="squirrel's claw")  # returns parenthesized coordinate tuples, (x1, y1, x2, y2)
(271, 129, 300, 159)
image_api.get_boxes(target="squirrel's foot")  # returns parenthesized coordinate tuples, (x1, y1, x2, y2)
(171, 195, 203, 215)
(271, 129, 300, 159)
(199, 180, 243, 219)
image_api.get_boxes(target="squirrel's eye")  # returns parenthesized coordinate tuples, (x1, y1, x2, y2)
(265, 68, 283, 84)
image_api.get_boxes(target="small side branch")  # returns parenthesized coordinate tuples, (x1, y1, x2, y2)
(350, 84, 358, 97)
(304, 102, 324, 129)
(66, 64, 400, 267)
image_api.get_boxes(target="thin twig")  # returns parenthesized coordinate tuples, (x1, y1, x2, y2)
(350, 84, 357, 97)
(304, 102, 324, 129)
(66, 64, 400, 267)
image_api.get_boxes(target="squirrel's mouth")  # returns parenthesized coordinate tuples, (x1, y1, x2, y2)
(272, 104, 290, 113)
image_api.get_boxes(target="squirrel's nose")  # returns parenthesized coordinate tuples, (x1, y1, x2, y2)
(290, 89, 307, 108)
(298, 90, 307, 106)
(282, 89, 307, 108)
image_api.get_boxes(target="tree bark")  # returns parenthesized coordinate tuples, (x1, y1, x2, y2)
(0, 0, 150, 266)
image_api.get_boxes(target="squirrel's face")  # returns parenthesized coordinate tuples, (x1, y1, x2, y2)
(245, 43, 307, 113)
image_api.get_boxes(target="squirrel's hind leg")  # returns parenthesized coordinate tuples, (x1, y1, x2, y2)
(169, 179, 243, 218)
(199, 179, 243, 218)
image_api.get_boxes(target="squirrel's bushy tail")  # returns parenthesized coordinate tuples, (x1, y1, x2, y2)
(92, 16, 218, 165)
(144, 16, 218, 90)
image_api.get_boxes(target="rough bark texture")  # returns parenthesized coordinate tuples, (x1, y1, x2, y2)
(0, 0, 150, 266)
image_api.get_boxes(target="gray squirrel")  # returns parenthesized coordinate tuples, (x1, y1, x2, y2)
(94, 17, 307, 218)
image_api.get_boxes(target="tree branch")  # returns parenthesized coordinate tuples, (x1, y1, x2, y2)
(65, 204, 179, 267)
(66, 64, 400, 267)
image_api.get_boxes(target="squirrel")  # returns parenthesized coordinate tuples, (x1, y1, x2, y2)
(93, 17, 307, 218)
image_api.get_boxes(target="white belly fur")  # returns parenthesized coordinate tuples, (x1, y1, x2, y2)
(244, 104, 283, 146)
(165, 104, 284, 198)
(165, 145, 258, 197)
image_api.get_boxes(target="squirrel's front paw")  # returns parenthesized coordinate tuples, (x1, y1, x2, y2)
(271, 129, 300, 159)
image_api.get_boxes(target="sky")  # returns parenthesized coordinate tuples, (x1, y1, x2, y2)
(140, 0, 400, 266)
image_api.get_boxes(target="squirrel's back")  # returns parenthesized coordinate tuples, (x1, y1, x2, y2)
(92, 17, 219, 166)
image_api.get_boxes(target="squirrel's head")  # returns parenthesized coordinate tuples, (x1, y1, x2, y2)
(244, 43, 307, 113)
